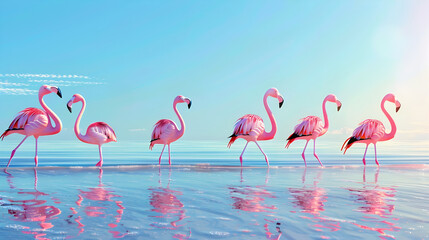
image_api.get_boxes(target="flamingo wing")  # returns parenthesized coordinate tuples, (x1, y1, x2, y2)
(353, 119, 385, 140)
(1, 108, 48, 139)
(86, 122, 117, 143)
(286, 116, 322, 148)
(227, 114, 264, 147)
(342, 119, 385, 153)
(150, 119, 177, 148)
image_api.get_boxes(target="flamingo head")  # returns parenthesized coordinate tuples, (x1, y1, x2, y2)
(266, 88, 285, 108)
(325, 94, 342, 111)
(39, 85, 62, 98)
(174, 95, 192, 109)
(67, 94, 84, 113)
(384, 93, 401, 112)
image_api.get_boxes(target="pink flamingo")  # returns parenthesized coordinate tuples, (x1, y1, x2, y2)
(150, 95, 191, 165)
(228, 88, 284, 167)
(1, 85, 63, 167)
(67, 94, 117, 167)
(341, 93, 401, 166)
(285, 94, 342, 167)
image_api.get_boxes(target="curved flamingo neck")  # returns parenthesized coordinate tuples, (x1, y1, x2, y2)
(173, 101, 185, 140)
(320, 98, 329, 136)
(259, 93, 277, 140)
(39, 92, 62, 135)
(380, 98, 396, 141)
(74, 97, 89, 143)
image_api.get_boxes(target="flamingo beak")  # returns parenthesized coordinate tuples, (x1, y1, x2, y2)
(279, 95, 284, 108)
(67, 100, 72, 113)
(187, 99, 192, 109)
(56, 88, 62, 98)
(396, 101, 401, 112)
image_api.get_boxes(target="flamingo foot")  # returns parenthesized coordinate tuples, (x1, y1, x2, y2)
(239, 156, 243, 167)
(265, 156, 269, 167)
(159, 157, 162, 165)
(96, 160, 103, 167)
(314, 154, 323, 167)
(362, 158, 366, 166)
(34, 156, 38, 167)
(375, 159, 380, 167)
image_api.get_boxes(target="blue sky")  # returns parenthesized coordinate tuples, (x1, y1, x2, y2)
(0, 1, 428, 144)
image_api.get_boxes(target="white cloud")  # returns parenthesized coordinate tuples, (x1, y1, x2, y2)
(0, 73, 104, 95)
(0, 81, 30, 86)
(28, 79, 103, 86)
(0, 73, 90, 79)
(0, 88, 37, 95)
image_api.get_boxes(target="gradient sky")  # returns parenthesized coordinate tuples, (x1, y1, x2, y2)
(0, 1, 428, 144)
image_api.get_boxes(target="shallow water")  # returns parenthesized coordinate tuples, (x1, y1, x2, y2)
(0, 140, 428, 167)
(0, 140, 428, 239)
(0, 166, 428, 239)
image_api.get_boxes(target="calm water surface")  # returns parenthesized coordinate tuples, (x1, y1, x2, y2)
(0, 140, 428, 239)
(0, 166, 428, 239)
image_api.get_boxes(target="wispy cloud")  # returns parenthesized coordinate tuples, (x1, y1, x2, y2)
(0, 73, 90, 79)
(29, 79, 103, 87)
(0, 81, 30, 86)
(0, 88, 38, 95)
(0, 73, 104, 95)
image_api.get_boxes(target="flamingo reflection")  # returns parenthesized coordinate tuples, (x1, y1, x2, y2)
(149, 167, 190, 239)
(347, 167, 400, 239)
(4, 168, 61, 240)
(229, 168, 282, 240)
(288, 168, 340, 237)
(71, 169, 128, 238)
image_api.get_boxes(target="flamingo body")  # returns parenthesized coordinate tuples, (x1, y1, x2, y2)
(286, 94, 342, 167)
(2, 85, 63, 167)
(67, 94, 117, 167)
(1, 108, 49, 139)
(228, 88, 284, 167)
(85, 122, 117, 145)
(286, 116, 323, 148)
(150, 119, 178, 149)
(150, 95, 192, 165)
(342, 119, 385, 154)
(228, 114, 265, 147)
(341, 93, 401, 166)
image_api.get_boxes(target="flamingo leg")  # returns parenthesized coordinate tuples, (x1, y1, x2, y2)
(96, 145, 103, 167)
(6, 136, 28, 168)
(362, 144, 369, 166)
(313, 139, 323, 167)
(239, 142, 249, 167)
(374, 144, 379, 166)
(34, 137, 39, 167)
(159, 145, 166, 165)
(255, 141, 269, 167)
(302, 141, 309, 167)
(168, 144, 171, 165)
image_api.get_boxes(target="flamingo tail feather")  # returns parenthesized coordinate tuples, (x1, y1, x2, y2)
(227, 135, 237, 148)
(285, 133, 301, 148)
(1, 128, 24, 140)
(342, 137, 359, 154)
